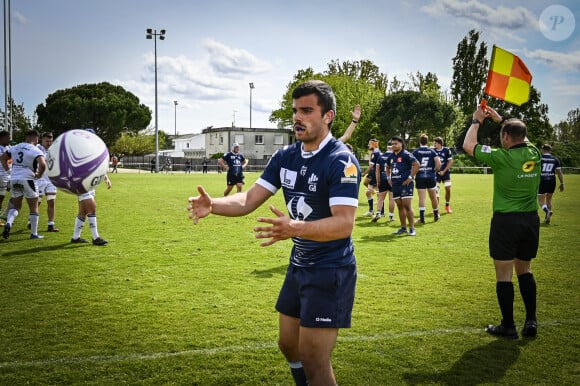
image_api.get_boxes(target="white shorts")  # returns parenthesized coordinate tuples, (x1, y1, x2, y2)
(10, 179, 39, 199)
(78, 190, 96, 202)
(37, 178, 57, 198)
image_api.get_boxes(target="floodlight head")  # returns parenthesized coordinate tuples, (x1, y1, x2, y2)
(146, 34, 152, 39)
(159, 35, 165, 40)
(146, 28, 152, 34)
(160, 29, 166, 35)
(249, 82, 255, 89)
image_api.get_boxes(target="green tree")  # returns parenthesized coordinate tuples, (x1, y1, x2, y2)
(450, 29, 488, 117)
(374, 90, 457, 146)
(0, 98, 33, 143)
(456, 86, 552, 148)
(269, 60, 386, 152)
(110, 130, 155, 156)
(35, 82, 151, 147)
(554, 108, 580, 143)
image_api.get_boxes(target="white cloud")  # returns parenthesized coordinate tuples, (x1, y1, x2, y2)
(13, 11, 29, 24)
(421, 0, 538, 32)
(524, 49, 580, 72)
(204, 38, 273, 76)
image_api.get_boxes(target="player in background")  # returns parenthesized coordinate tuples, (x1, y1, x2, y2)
(361, 138, 381, 216)
(433, 137, 454, 213)
(218, 143, 248, 196)
(387, 136, 420, 236)
(538, 144, 564, 224)
(0, 130, 46, 239)
(373, 144, 395, 222)
(0, 130, 11, 224)
(35, 132, 59, 232)
(413, 134, 441, 224)
(189, 80, 360, 386)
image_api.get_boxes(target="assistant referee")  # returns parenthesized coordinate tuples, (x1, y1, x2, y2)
(463, 105, 541, 339)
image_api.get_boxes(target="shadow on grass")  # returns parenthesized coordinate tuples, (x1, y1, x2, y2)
(2, 242, 90, 257)
(403, 338, 530, 385)
(251, 264, 287, 278)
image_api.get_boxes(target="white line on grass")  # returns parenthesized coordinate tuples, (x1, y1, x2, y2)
(1, 319, 577, 369)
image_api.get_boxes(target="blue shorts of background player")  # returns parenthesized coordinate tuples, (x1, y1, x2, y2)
(391, 183, 414, 200)
(377, 177, 391, 193)
(227, 172, 245, 186)
(276, 264, 357, 328)
(415, 177, 436, 190)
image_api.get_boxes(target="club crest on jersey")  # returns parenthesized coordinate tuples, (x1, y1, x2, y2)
(340, 156, 358, 183)
(300, 166, 308, 176)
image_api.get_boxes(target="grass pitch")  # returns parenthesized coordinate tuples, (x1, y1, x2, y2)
(0, 172, 578, 385)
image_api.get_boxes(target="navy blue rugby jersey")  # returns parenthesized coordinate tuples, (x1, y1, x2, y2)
(434, 146, 452, 171)
(222, 152, 246, 176)
(377, 150, 393, 179)
(413, 146, 439, 179)
(387, 150, 417, 185)
(256, 135, 361, 268)
(540, 153, 561, 182)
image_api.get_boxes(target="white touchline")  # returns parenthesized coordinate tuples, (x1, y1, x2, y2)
(0, 319, 576, 369)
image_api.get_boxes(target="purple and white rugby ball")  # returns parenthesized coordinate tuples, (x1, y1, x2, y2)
(47, 129, 109, 195)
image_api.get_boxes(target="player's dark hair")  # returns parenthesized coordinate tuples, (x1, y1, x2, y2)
(0, 130, 9, 139)
(26, 130, 40, 138)
(292, 80, 336, 128)
(542, 144, 551, 151)
(434, 137, 443, 146)
(501, 118, 527, 141)
(41, 132, 53, 139)
(390, 135, 405, 149)
(419, 134, 428, 146)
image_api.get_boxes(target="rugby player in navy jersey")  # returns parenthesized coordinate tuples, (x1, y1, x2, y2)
(433, 137, 454, 213)
(413, 134, 441, 224)
(361, 138, 381, 216)
(538, 144, 564, 224)
(188, 80, 361, 386)
(373, 144, 395, 222)
(387, 136, 420, 236)
(218, 143, 248, 196)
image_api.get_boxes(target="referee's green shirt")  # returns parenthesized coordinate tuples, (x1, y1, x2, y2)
(474, 142, 541, 213)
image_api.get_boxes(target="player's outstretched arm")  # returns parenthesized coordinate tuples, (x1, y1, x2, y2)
(337, 104, 361, 143)
(188, 184, 272, 224)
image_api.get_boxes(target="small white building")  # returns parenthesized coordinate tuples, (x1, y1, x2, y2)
(167, 133, 206, 158)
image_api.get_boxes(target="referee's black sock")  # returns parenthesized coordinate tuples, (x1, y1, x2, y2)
(368, 198, 374, 212)
(496, 281, 515, 327)
(518, 273, 537, 321)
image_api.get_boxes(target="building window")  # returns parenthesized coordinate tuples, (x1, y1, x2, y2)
(186, 143, 190, 148)
(234, 134, 244, 144)
(274, 135, 283, 145)
(255, 135, 264, 145)
(219, 136, 224, 145)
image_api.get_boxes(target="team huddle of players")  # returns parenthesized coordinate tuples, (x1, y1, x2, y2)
(359, 134, 563, 236)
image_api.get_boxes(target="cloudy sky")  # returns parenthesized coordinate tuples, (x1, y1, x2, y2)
(5, 0, 580, 134)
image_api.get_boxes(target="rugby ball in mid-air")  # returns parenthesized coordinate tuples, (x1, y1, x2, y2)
(47, 129, 109, 195)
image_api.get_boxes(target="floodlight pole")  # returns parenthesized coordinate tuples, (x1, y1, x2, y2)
(249, 82, 254, 129)
(146, 28, 166, 173)
(173, 100, 178, 137)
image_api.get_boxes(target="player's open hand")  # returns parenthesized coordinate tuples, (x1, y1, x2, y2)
(254, 205, 293, 247)
(188, 185, 212, 225)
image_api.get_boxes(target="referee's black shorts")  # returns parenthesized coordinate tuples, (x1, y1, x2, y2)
(489, 211, 540, 261)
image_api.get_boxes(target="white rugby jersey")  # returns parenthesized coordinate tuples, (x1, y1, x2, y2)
(8, 142, 44, 180)
(0, 144, 10, 178)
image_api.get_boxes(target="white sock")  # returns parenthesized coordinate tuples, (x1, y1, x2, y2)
(29, 212, 39, 235)
(88, 214, 99, 240)
(73, 216, 85, 239)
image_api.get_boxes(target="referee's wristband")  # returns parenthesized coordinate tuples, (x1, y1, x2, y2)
(351, 119, 359, 123)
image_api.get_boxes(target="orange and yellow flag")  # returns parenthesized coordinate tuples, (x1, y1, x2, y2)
(484, 46, 532, 106)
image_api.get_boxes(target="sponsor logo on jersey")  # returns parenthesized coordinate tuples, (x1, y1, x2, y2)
(307, 173, 318, 192)
(280, 168, 297, 189)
